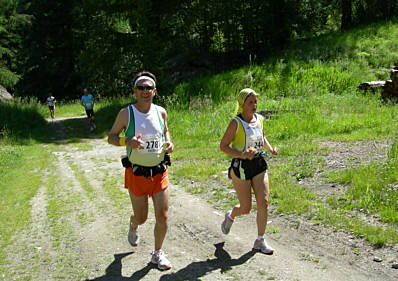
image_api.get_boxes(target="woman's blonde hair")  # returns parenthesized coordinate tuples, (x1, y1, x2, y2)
(233, 88, 258, 116)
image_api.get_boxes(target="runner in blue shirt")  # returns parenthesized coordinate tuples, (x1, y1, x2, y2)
(81, 88, 96, 131)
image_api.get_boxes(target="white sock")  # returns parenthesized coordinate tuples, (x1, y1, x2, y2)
(257, 235, 264, 241)
(228, 213, 234, 221)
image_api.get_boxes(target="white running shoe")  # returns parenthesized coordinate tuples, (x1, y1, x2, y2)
(253, 238, 274, 255)
(151, 250, 172, 270)
(221, 211, 233, 234)
(127, 222, 139, 246)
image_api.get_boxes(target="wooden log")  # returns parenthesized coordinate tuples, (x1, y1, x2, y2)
(391, 80, 398, 91)
(359, 67, 398, 100)
(385, 80, 398, 93)
(381, 80, 398, 99)
(381, 89, 398, 99)
(385, 80, 393, 89)
(390, 69, 398, 81)
(358, 81, 386, 92)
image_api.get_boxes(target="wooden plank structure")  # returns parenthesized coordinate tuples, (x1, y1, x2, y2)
(258, 109, 301, 120)
(358, 80, 386, 91)
(382, 68, 398, 100)
(358, 61, 398, 100)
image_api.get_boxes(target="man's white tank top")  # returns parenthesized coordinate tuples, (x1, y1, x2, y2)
(126, 104, 165, 167)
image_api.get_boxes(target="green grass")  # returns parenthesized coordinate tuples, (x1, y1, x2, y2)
(0, 143, 50, 276)
(266, 226, 280, 234)
(42, 149, 93, 280)
(326, 140, 398, 224)
(299, 252, 320, 263)
(46, 188, 89, 280)
(39, 99, 85, 118)
(68, 161, 97, 201)
(0, 98, 47, 143)
(102, 169, 130, 214)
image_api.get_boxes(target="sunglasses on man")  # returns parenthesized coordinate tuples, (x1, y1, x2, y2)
(135, 85, 155, 91)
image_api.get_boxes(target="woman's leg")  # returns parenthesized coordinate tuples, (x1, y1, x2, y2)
(251, 171, 270, 236)
(230, 169, 253, 219)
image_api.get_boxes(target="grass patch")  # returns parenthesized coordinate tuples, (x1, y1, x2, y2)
(46, 99, 86, 118)
(325, 140, 398, 224)
(102, 170, 130, 214)
(0, 99, 47, 143)
(266, 226, 280, 234)
(0, 144, 50, 276)
(299, 252, 320, 263)
(45, 160, 90, 280)
(68, 161, 97, 201)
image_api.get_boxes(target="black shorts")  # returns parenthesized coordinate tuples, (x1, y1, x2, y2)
(48, 106, 54, 110)
(229, 152, 268, 180)
(85, 109, 94, 118)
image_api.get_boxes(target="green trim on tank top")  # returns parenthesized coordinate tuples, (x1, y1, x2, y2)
(126, 104, 165, 159)
(232, 113, 264, 152)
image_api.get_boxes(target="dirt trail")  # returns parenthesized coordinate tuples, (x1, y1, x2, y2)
(4, 117, 398, 281)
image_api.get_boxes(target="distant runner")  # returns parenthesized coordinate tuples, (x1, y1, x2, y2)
(219, 88, 278, 255)
(47, 93, 56, 120)
(107, 71, 174, 270)
(81, 88, 95, 131)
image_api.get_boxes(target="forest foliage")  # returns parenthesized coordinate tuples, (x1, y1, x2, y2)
(0, 0, 397, 100)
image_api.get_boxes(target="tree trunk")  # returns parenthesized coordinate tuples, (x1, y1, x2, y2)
(341, 0, 352, 30)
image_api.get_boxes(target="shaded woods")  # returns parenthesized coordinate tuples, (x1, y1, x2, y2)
(1, 0, 397, 100)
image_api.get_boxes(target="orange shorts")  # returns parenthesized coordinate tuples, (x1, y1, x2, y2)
(124, 167, 169, 197)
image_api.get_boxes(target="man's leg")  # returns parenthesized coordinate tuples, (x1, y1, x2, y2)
(128, 190, 149, 228)
(91, 115, 96, 128)
(88, 111, 95, 128)
(151, 188, 169, 251)
(85, 111, 90, 126)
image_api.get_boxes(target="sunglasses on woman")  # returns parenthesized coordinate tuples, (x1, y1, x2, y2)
(135, 85, 155, 91)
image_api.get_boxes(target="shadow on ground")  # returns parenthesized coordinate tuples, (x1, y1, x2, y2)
(87, 242, 257, 281)
(0, 99, 126, 145)
(44, 116, 103, 145)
